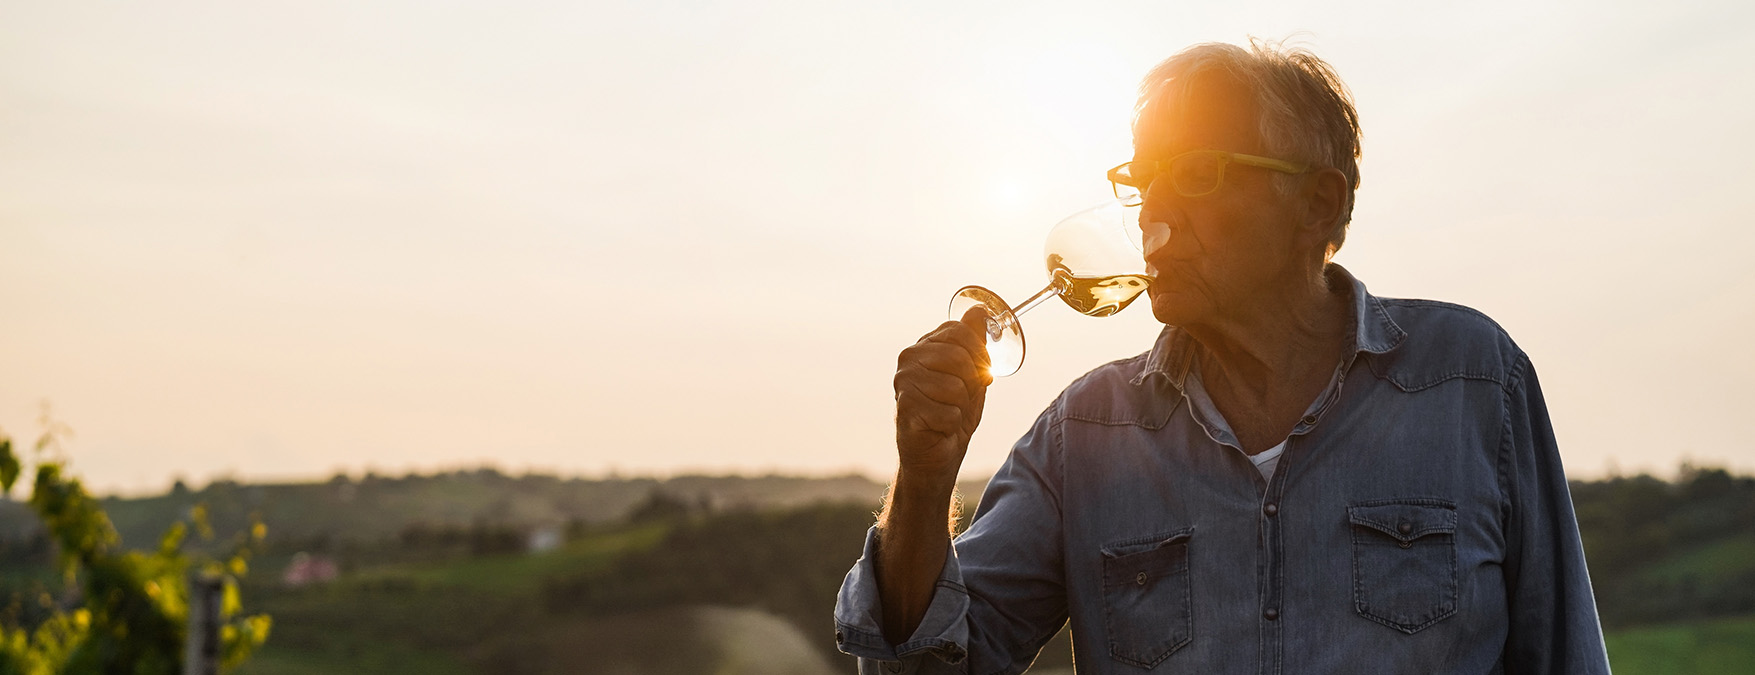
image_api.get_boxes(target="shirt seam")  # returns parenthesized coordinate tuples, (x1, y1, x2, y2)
(1496, 352, 1530, 576)
(987, 395, 1067, 675)
(1047, 395, 1068, 516)
(1061, 409, 1178, 428)
(1362, 361, 1509, 392)
(984, 620, 1070, 675)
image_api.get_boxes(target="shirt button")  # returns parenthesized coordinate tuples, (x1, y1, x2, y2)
(1136, 572, 1148, 586)
(1263, 503, 1278, 517)
(1301, 414, 1317, 425)
(1264, 607, 1280, 621)
(1397, 522, 1413, 535)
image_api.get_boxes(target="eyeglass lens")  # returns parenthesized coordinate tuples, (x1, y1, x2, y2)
(1116, 154, 1225, 199)
(1168, 154, 1222, 197)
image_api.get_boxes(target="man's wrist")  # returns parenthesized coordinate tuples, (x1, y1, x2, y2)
(889, 468, 958, 510)
(881, 469, 960, 539)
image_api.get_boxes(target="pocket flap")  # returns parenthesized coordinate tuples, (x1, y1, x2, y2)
(1101, 528, 1193, 558)
(1347, 501, 1456, 543)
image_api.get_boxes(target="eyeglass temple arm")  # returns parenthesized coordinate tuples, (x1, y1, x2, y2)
(1230, 154, 1308, 174)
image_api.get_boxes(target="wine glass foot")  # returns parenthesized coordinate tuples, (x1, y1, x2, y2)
(948, 285, 1025, 377)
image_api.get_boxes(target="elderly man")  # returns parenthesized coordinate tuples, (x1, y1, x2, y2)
(833, 41, 1610, 674)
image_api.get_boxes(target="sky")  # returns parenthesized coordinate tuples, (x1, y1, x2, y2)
(2, 0, 1753, 495)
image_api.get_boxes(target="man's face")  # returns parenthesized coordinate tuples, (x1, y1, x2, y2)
(1135, 75, 1308, 329)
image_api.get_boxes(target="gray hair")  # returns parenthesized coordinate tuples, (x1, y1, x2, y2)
(1134, 39, 1362, 257)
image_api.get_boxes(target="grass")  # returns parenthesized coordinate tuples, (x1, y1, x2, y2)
(235, 641, 474, 675)
(390, 521, 669, 595)
(1607, 615, 1755, 675)
(1641, 533, 1755, 585)
(230, 522, 674, 675)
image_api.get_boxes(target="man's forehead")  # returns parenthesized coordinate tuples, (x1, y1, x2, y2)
(1134, 71, 1263, 157)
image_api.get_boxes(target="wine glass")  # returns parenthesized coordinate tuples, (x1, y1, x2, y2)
(948, 194, 1152, 377)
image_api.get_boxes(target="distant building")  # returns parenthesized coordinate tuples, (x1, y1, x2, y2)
(282, 552, 339, 587)
(527, 525, 562, 554)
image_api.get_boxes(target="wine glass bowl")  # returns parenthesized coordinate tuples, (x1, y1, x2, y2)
(946, 195, 1153, 377)
(1043, 193, 1148, 271)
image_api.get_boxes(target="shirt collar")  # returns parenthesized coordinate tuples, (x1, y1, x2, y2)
(1129, 263, 1406, 387)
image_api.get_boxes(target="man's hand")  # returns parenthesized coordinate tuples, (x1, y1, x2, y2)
(876, 306, 993, 644)
(894, 306, 994, 481)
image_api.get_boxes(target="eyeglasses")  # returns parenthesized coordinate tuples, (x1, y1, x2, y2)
(1108, 150, 1309, 199)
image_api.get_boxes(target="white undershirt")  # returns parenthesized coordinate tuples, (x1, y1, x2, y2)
(1250, 440, 1287, 481)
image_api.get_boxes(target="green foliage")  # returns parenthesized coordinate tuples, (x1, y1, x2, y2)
(0, 425, 271, 674)
(0, 438, 18, 495)
(0, 609, 86, 675)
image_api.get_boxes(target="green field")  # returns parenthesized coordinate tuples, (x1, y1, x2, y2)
(237, 643, 473, 675)
(233, 522, 680, 675)
(353, 521, 668, 596)
(1606, 616, 1755, 675)
(1642, 533, 1755, 585)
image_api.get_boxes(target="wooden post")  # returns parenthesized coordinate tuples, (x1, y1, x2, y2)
(184, 574, 222, 675)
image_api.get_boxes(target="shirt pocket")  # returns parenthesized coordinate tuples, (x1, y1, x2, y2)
(1347, 499, 1458, 634)
(1101, 528, 1193, 669)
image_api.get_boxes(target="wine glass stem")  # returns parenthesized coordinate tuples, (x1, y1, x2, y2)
(1010, 283, 1057, 318)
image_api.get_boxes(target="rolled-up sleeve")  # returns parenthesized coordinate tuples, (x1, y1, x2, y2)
(1500, 354, 1611, 674)
(834, 401, 1070, 675)
(834, 528, 972, 673)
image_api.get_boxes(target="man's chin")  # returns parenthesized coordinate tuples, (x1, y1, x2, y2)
(1148, 292, 1182, 326)
(1148, 290, 1204, 328)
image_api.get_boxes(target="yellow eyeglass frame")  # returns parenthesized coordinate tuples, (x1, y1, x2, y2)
(1108, 150, 1309, 199)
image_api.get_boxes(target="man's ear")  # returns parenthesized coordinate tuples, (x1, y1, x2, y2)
(1298, 167, 1349, 251)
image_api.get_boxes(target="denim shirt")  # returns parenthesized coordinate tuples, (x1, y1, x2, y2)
(834, 266, 1610, 675)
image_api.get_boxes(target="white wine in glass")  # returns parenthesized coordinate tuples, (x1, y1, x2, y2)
(949, 195, 1152, 377)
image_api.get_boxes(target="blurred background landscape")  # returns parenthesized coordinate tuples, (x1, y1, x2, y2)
(3, 0, 1753, 672)
(3, 464, 1754, 673)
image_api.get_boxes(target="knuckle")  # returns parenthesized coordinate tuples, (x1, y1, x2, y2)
(919, 322, 959, 344)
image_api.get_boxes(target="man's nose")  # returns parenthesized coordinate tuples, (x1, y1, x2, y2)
(1139, 206, 1173, 258)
